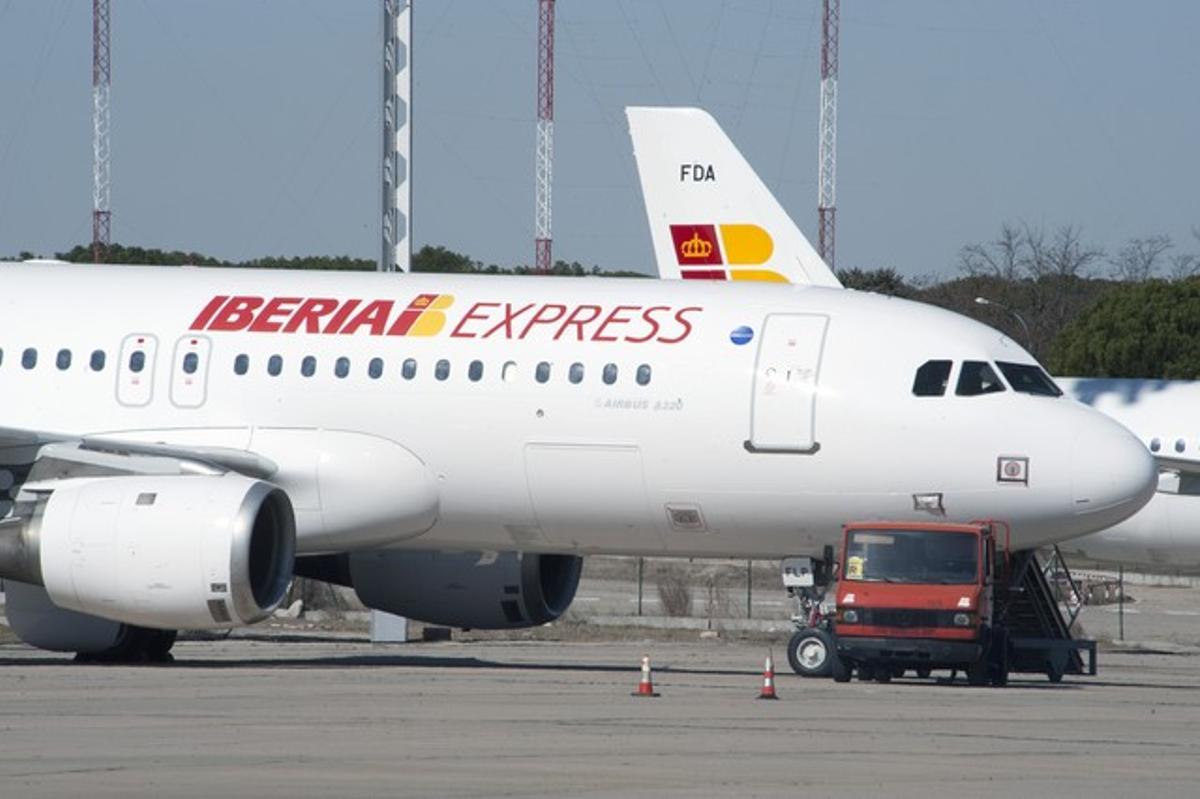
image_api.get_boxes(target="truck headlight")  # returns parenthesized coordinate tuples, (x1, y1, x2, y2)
(953, 612, 974, 627)
(840, 609, 859, 624)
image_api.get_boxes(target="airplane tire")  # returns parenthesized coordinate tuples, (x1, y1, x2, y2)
(75, 626, 177, 665)
(787, 628, 833, 677)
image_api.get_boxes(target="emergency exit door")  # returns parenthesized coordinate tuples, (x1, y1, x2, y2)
(747, 313, 829, 453)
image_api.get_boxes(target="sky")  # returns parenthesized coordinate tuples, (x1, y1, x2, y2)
(0, 0, 1197, 279)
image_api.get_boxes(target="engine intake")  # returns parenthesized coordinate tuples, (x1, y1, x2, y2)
(0, 474, 295, 629)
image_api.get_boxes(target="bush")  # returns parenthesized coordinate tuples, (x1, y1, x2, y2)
(655, 565, 693, 617)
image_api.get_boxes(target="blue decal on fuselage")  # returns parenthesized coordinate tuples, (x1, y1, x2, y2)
(730, 325, 754, 346)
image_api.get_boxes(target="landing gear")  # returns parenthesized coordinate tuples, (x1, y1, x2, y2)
(75, 626, 177, 664)
(781, 551, 836, 677)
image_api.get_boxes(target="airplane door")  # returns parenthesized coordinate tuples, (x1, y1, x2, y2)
(170, 335, 212, 408)
(116, 334, 159, 407)
(748, 313, 829, 453)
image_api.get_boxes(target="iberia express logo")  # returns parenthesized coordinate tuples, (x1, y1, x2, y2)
(189, 292, 700, 344)
(669, 223, 787, 283)
(389, 293, 454, 336)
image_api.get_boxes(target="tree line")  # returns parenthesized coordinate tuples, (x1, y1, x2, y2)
(6, 223, 1199, 378)
(836, 223, 1200, 378)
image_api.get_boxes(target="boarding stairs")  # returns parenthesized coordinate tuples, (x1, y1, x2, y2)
(996, 548, 1096, 680)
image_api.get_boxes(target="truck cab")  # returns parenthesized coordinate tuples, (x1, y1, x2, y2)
(832, 521, 1007, 685)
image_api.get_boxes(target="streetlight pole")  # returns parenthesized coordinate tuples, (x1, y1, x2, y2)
(974, 296, 1034, 353)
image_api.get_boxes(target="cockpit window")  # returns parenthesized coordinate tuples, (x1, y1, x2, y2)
(955, 361, 1005, 396)
(996, 361, 1062, 397)
(912, 360, 952, 397)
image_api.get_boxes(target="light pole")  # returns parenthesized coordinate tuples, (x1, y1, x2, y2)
(975, 296, 1034, 353)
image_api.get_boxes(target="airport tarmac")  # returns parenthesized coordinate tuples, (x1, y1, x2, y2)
(1, 637, 1198, 798)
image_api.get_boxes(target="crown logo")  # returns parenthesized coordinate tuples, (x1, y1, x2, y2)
(680, 232, 714, 259)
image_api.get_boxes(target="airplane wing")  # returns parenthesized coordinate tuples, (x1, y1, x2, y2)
(626, 106, 842, 288)
(0, 425, 277, 481)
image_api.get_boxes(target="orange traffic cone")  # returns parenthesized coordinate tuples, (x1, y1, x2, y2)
(757, 653, 779, 700)
(632, 654, 660, 697)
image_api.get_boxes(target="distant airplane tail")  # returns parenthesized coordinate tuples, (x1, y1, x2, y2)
(625, 106, 842, 288)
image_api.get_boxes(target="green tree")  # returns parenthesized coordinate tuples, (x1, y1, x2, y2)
(837, 267, 915, 298)
(1047, 278, 1200, 378)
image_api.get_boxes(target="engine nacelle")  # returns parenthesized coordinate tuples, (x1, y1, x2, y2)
(343, 550, 582, 629)
(0, 474, 295, 629)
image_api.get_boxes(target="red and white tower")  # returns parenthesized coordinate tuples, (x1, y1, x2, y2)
(817, 0, 839, 269)
(92, 0, 112, 262)
(534, 0, 555, 274)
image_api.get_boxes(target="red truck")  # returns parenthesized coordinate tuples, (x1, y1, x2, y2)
(829, 520, 1095, 685)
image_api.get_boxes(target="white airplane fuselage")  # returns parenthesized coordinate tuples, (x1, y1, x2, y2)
(0, 264, 1155, 559)
(1058, 378, 1200, 570)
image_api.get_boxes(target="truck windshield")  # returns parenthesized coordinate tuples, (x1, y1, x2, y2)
(843, 530, 978, 585)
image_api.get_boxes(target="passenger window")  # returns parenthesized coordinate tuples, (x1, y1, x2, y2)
(636, 364, 652, 386)
(468, 360, 484, 382)
(912, 359, 952, 397)
(535, 361, 551, 383)
(569, 362, 584, 384)
(129, 350, 144, 373)
(56, 349, 71, 370)
(335, 357, 350, 379)
(182, 352, 199, 374)
(955, 361, 1005, 396)
(301, 356, 316, 377)
(0, 348, 4, 368)
(268, 354, 283, 377)
(602, 363, 618, 385)
(502, 361, 517, 382)
(90, 350, 106, 371)
(368, 357, 384, 379)
(22, 348, 37, 369)
(1175, 439, 1186, 454)
(435, 359, 450, 381)
(995, 361, 1063, 397)
(1150, 438, 1161, 453)
(402, 358, 417, 380)
(234, 354, 249, 375)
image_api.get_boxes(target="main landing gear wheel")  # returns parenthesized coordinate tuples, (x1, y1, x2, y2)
(787, 628, 834, 677)
(74, 626, 178, 665)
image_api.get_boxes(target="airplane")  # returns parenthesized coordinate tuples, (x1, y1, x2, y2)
(626, 105, 1199, 572)
(0, 259, 1153, 661)
(1054, 379, 1200, 571)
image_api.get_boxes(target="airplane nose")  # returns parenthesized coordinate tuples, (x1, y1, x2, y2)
(1071, 412, 1157, 529)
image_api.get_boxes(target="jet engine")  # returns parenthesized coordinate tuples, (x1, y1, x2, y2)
(298, 550, 583, 629)
(0, 473, 295, 631)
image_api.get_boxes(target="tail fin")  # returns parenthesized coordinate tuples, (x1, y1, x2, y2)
(626, 107, 841, 288)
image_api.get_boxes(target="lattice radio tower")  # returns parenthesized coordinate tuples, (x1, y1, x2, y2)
(535, 0, 555, 274)
(92, 0, 112, 263)
(381, 0, 412, 272)
(817, 0, 839, 269)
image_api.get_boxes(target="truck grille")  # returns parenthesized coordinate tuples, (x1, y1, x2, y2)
(859, 609, 951, 628)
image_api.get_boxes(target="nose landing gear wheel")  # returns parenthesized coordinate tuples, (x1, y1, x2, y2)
(787, 628, 834, 677)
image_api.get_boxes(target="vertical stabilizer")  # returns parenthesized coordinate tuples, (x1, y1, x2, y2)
(626, 107, 842, 288)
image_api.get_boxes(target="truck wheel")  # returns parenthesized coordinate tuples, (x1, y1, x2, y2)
(990, 628, 1009, 687)
(831, 654, 852, 683)
(787, 628, 834, 678)
(966, 659, 988, 687)
(857, 663, 876, 682)
(874, 670, 892, 684)
(915, 667, 932, 679)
